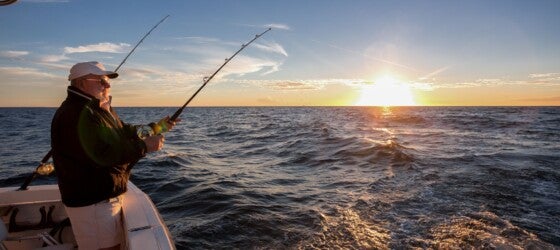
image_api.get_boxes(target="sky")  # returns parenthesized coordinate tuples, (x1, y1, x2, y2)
(1, 0, 559, 107)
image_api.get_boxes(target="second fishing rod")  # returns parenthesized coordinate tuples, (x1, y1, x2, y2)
(20, 15, 170, 190)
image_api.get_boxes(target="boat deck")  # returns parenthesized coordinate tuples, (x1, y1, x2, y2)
(0, 182, 174, 250)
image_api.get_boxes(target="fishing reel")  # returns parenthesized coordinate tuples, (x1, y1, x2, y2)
(18, 162, 55, 190)
(137, 125, 155, 139)
(136, 118, 170, 139)
(36, 162, 54, 175)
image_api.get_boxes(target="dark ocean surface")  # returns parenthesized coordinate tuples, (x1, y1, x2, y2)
(1, 107, 559, 249)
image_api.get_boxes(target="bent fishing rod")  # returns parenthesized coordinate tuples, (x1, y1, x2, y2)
(168, 27, 272, 122)
(19, 15, 170, 190)
(127, 28, 272, 173)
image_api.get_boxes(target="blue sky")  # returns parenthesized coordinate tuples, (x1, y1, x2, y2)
(1, 0, 559, 106)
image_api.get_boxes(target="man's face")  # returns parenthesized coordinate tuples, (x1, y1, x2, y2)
(79, 75, 111, 101)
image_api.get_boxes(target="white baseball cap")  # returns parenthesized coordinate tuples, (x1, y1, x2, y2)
(68, 61, 118, 81)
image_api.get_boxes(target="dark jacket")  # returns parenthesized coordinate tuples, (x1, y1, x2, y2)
(51, 86, 146, 207)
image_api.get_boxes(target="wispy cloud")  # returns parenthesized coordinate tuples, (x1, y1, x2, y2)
(476, 78, 502, 85)
(0, 66, 59, 79)
(120, 66, 204, 84)
(64, 42, 131, 54)
(235, 78, 362, 91)
(174, 38, 286, 77)
(41, 54, 69, 63)
(220, 56, 283, 76)
(234, 72, 560, 93)
(174, 36, 221, 44)
(529, 73, 560, 78)
(267, 81, 319, 90)
(409, 81, 436, 91)
(416, 73, 560, 90)
(424, 79, 507, 89)
(0, 50, 29, 58)
(264, 23, 291, 30)
(253, 41, 288, 57)
(528, 72, 560, 83)
(240, 23, 292, 31)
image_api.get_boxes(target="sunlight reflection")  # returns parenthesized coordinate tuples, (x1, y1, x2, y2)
(302, 208, 390, 249)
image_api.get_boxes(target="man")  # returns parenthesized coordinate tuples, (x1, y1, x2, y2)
(51, 61, 176, 250)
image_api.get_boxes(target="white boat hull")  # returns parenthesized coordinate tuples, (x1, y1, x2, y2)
(0, 182, 175, 250)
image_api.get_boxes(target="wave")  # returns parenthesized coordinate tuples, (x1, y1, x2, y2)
(428, 211, 556, 249)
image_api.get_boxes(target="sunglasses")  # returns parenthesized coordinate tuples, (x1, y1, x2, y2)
(84, 77, 110, 85)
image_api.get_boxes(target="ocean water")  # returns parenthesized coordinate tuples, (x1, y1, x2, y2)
(0, 107, 559, 249)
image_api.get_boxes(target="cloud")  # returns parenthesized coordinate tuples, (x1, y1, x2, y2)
(172, 33, 287, 76)
(0, 50, 29, 58)
(427, 79, 504, 89)
(418, 73, 560, 89)
(41, 54, 69, 63)
(240, 23, 291, 31)
(267, 81, 319, 90)
(476, 78, 502, 84)
(0, 66, 60, 79)
(265, 23, 291, 30)
(235, 74, 560, 93)
(529, 73, 560, 78)
(235, 78, 360, 91)
(175, 36, 221, 44)
(64, 42, 130, 54)
(253, 41, 288, 57)
(528, 72, 560, 83)
(220, 56, 283, 76)
(111, 65, 209, 95)
(409, 81, 436, 91)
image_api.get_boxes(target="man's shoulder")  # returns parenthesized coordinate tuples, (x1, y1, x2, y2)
(53, 98, 86, 122)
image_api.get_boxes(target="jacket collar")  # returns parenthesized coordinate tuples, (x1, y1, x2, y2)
(67, 86, 116, 122)
(67, 86, 94, 101)
(67, 86, 105, 109)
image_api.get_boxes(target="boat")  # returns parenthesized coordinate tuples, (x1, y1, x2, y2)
(0, 181, 175, 249)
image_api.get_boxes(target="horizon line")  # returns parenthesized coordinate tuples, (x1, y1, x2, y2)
(1, 105, 559, 108)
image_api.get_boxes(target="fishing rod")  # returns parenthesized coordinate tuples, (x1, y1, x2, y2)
(0, 0, 18, 6)
(19, 15, 170, 191)
(127, 28, 272, 173)
(169, 27, 272, 122)
(115, 15, 169, 72)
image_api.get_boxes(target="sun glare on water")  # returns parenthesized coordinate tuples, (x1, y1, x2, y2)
(354, 76, 416, 106)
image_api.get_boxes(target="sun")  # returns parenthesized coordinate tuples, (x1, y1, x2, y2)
(354, 76, 416, 106)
